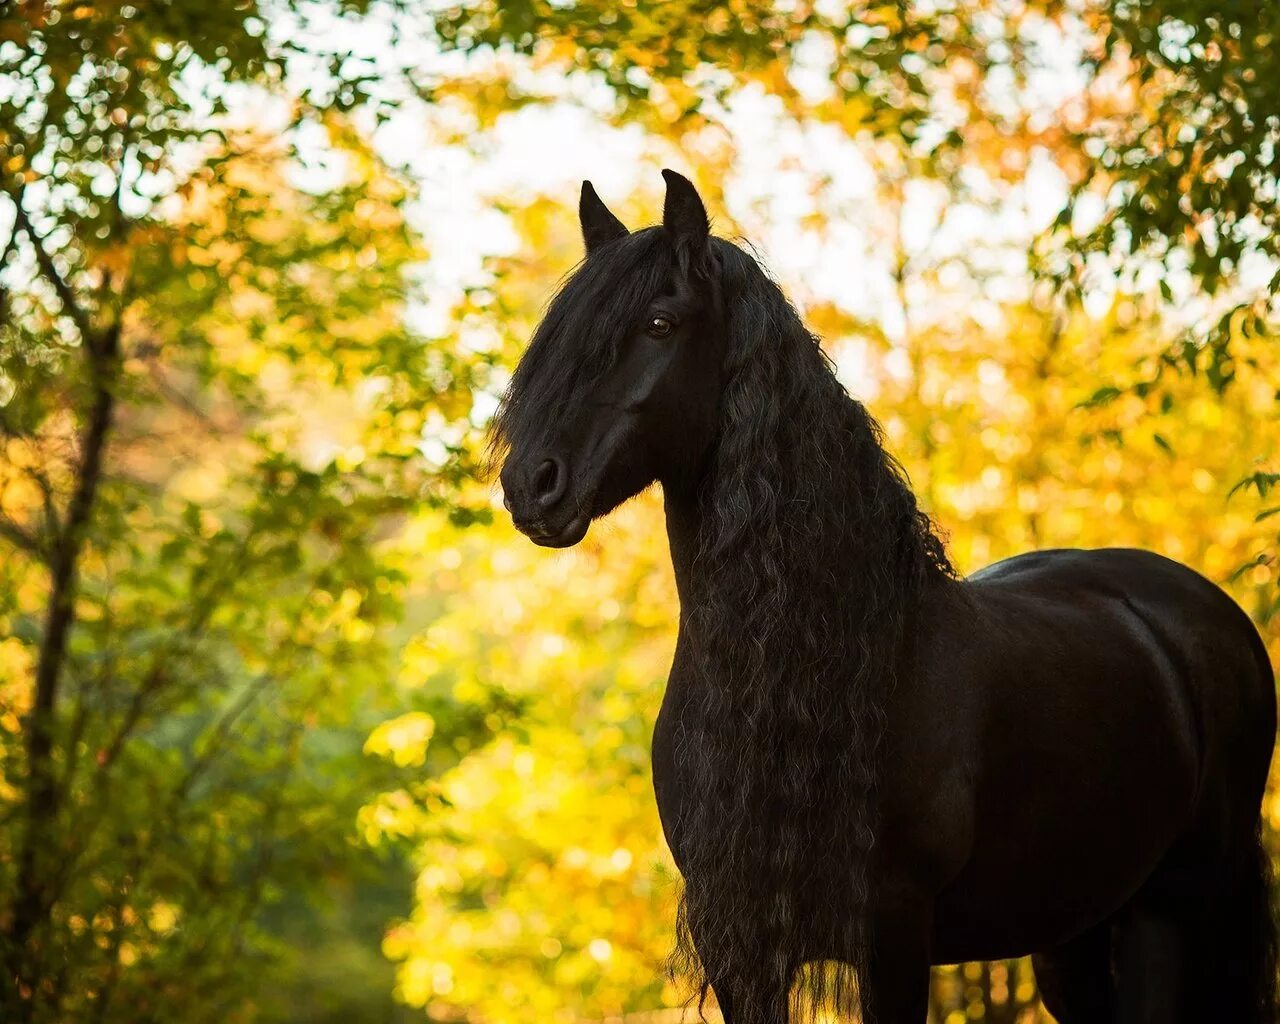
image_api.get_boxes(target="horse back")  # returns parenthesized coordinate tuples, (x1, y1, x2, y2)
(964, 546, 1275, 786)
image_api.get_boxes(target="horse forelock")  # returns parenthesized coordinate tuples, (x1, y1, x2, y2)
(488, 227, 672, 470)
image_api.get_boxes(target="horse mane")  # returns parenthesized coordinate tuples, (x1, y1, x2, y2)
(670, 239, 952, 1022)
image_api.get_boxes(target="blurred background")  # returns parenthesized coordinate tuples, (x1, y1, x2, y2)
(1, 1, 1279, 1021)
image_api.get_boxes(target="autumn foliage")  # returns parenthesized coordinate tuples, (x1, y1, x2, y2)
(2, 2, 1279, 1022)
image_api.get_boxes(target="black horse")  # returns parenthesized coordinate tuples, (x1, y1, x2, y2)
(494, 170, 1278, 1023)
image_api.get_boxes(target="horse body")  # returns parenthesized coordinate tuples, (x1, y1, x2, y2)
(656, 492, 1275, 1019)
(496, 171, 1277, 1021)
(928, 548, 1273, 964)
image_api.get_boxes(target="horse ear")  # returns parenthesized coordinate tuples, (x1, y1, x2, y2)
(661, 169, 709, 242)
(579, 181, 628, 254)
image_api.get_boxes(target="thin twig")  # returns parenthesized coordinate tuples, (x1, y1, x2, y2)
(7, 194, 93, 342)
(0, 513, 42, 558)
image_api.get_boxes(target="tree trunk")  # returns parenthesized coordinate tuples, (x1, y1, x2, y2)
(4, 322, 119, 1019)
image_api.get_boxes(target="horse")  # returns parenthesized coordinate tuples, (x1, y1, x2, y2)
(493, 169, 1278, 1023)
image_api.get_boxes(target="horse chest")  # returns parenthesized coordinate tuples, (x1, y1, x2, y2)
(649, 654, 880, 874)
(648, 655, 791, 870)
(648, 661, 703, 870)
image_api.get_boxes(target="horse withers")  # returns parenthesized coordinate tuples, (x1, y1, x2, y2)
(494, 170, 1277, 1023)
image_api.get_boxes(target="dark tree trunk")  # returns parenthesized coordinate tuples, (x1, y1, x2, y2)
(4, 321, 119, 1019)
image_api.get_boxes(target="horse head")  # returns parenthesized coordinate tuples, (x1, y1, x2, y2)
(495, 171, 726, 547)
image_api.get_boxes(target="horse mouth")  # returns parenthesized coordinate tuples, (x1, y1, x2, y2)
(515, 510, 590, 548)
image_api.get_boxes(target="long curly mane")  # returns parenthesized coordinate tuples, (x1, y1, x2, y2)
(670, 240, 952, 1022)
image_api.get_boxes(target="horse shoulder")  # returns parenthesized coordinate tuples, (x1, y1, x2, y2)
(874, 582, 986, 894)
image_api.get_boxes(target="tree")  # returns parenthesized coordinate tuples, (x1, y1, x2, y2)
(0, 3, 480, 1019)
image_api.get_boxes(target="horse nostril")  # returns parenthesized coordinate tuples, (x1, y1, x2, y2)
(532, 457, 567, 508)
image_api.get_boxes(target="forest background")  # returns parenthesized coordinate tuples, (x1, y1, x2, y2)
(3, 2, 1280, 1021)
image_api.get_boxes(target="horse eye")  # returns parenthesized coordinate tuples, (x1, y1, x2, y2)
(647, 315, 675, 338)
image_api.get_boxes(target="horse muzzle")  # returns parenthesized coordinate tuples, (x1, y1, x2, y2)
(500, 454, 591, 548)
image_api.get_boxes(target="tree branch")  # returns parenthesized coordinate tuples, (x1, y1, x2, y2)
(34, 466, 63, 542)
(171, 671, 276, 804)
(0, 512, 43, 559)
(7, 194, 93, 342)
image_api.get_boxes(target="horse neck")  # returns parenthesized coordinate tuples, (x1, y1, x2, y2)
(663, 386, 931, 625)
(662, 486, 704, 613)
